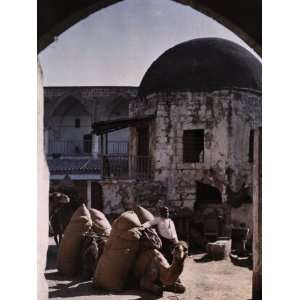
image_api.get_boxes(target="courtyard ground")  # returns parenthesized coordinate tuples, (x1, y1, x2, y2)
(45, 238, 253, 300)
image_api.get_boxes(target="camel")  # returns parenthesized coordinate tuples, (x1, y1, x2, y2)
(134, 241, 188, 296)
(49, 192, 70, 217)
(49, 192, 73, 246)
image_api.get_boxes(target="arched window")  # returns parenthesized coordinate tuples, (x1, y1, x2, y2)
(194, 182, 222, 209)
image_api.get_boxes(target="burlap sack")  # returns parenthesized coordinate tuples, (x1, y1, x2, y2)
(93, 211, 141, 290)
(89, 208, 111, 237)
(113, 210, 141, 232)
(134, 206, 162, 250)
(134, 205, 154, 223)
(57, 204, 92, 276)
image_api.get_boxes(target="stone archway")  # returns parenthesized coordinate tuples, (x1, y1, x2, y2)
(37, 1, 262, 298)
(38, 0, 261, 55)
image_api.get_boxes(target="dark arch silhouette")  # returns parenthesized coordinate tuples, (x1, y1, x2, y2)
(37, 0, 261, 55)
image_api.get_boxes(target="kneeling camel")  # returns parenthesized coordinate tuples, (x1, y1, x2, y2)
(134, 241, 188, 295)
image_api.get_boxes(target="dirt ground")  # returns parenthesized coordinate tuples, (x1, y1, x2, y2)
(45, 238, 253, 300)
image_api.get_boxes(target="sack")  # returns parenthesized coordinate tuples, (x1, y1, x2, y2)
(89, 208, 111, 237)
(134, 205, 154, 223)
(113, 210, 141, 232)
(134, 206, 162, 250)
(93, 247, 137, 290)
(93, 211, 141, 290)
(57, 204, 92, 276)
(140, 227, 162, 250)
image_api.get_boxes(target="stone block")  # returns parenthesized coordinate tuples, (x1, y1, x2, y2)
(206, 241, 227, 260)
(183, 200, 195, 209)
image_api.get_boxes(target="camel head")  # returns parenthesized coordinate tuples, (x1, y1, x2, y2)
(49, 192, 71, 217)
(172, 241, 189, 261)
(50, 192, 70, 205)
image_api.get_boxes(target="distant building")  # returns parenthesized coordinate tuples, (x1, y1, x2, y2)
(44, 86, 137, 209)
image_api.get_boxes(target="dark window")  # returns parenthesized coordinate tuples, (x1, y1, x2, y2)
(183, 129, 204, 163)
(83, 134, 92, 153)
(248, 129, 254, 163)
(75, 118, 81, 128)
(194, 182, 222, 208)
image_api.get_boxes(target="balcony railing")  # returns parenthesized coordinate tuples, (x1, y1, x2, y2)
(99, 155, 152, 179)
(48, 140, 128, 156)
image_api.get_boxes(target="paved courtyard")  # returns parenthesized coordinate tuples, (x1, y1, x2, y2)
(46, 238, 252, 300)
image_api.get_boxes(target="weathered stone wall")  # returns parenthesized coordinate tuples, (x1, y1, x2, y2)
(101, 179, 167, 215)
(252, 128, 262, 299)
(44, 86, 138, 122)
(45, 86, 137, 155)
(130, 89, 261, 229)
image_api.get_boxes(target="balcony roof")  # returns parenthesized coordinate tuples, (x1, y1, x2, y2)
(47, 158, 100, 175)
(92, 115, 155, 135)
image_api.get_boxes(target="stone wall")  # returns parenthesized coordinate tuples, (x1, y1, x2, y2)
(130, 89, 261, 228)
(100, 179, 167, 215)
(37, 62, 49, 300)
(44, 86, 138, 126)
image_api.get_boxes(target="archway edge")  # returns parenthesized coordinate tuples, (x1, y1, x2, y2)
(37, 0, 261, 56)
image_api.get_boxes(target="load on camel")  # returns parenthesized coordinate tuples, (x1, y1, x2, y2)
(93, 206, 188, 295)
(56, 204, 111, 278)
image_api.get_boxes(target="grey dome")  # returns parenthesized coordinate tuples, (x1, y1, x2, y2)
(139, 38, 261, 97)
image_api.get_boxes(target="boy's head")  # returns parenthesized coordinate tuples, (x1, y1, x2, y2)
(159, 206, 169, 218)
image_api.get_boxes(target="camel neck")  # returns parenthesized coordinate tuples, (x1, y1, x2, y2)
(168, 257, 185, 282)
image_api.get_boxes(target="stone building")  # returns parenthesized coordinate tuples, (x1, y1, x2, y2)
(44, 86, 137, 209)
(93, 38, 261, 243)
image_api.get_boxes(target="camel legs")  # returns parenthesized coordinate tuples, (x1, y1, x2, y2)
(140, 264, 163, 296)
(164, 280, 186, 294)
(140, 277, 162, 296)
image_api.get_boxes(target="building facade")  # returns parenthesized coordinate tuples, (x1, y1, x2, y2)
(44, 86, 138, 209)
(93, 38, 262, 243)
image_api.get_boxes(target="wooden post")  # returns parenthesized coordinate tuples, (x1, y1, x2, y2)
(100, 134, 104, 155)
(105, 133, 108, 155)
(252, 127, 262, 300)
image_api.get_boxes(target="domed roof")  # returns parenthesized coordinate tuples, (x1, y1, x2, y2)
(139, 38, 261, 97)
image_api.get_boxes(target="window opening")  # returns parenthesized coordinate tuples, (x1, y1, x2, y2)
(183, 129, 204, 163)
(75, 118, 81, 128)
(83, 134, 92, 153)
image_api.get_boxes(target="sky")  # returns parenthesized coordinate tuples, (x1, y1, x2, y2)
(38, 0, 259, 87)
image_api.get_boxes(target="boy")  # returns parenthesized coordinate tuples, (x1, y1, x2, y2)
(141, 206, 178, 263)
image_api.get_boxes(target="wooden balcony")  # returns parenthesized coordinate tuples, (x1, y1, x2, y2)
(48, 140, 128, 156)
(99, 155, 152, 179)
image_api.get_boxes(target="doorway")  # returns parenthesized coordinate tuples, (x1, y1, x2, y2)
(91, 182, 103, 211)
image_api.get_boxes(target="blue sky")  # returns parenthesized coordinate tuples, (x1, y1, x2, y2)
(39, 0, 258, 87)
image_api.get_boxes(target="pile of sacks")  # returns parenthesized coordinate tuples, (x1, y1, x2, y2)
(93, 206, 161, 290)
(57, 204, 111, 277)
(56, 204, 161, 289)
